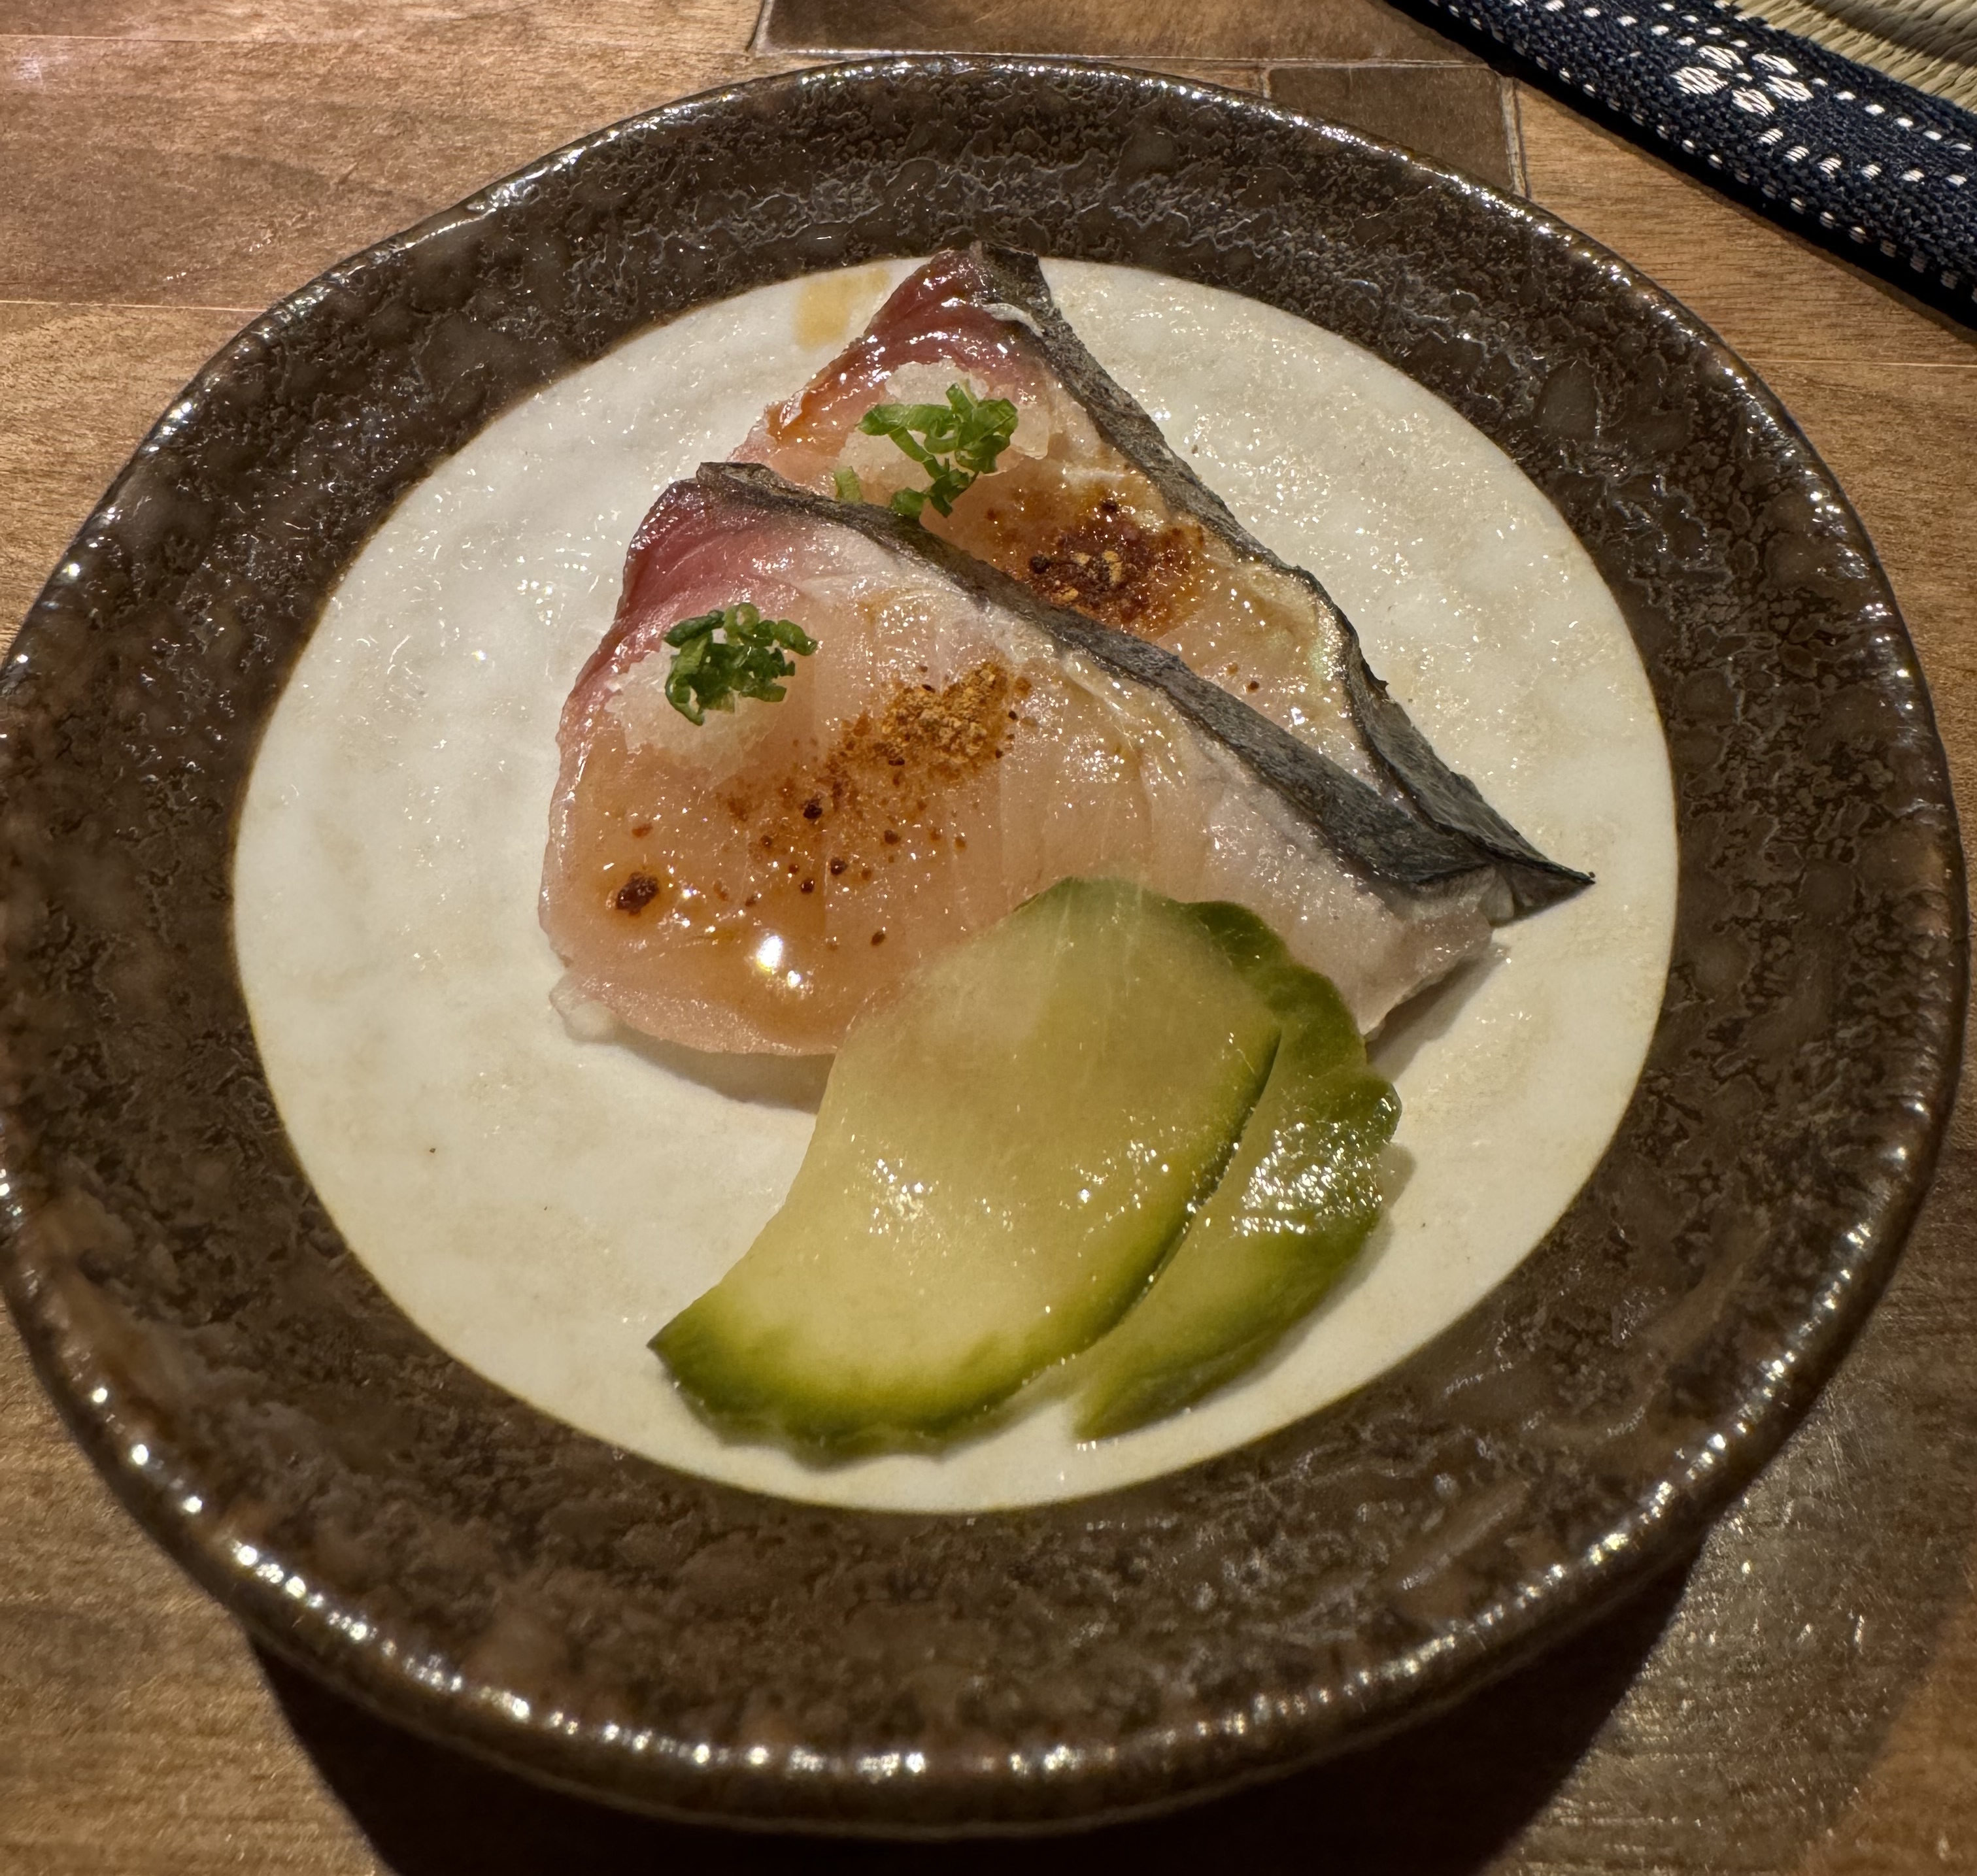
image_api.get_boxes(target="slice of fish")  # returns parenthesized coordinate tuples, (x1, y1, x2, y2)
(541, 463, 1494, 1056)
(740, 246, 1588, 918)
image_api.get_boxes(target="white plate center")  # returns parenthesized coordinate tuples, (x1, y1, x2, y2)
(233, 260, 1677, 1513)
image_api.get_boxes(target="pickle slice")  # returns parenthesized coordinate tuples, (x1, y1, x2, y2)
(652, 878, 1280, 1454)
(1074, 902, 1399, 1439)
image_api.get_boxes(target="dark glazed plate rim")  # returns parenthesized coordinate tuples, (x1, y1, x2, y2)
(0, 57, 1965, 1834)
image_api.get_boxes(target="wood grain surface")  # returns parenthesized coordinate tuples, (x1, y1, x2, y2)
(2, 4, 1973, 1872)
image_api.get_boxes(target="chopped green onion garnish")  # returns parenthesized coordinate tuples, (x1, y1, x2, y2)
(662, 603, 819, 726)
(856, 382, 1019, 523)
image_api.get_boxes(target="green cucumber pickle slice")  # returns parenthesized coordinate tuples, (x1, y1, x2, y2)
(652, 879, 1281, 1454)
(1073, 903, 1400, 1439)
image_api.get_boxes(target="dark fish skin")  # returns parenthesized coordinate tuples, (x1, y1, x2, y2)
(961, 244, 1592, 918)
(703, 462, 1497, 897)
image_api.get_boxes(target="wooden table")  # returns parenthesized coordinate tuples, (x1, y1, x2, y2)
(3, 4, 1974, 1869)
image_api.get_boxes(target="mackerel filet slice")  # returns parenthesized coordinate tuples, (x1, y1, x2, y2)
(541, 465, 1493, 1055)
(740, 246, 1588, 918)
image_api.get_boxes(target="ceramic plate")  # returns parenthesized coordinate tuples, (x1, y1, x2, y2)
(0, 58, 1963, 1832)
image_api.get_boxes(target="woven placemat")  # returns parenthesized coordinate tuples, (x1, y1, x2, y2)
(1421, 0, 1977, 319)
(1749, 0, 1977, 110)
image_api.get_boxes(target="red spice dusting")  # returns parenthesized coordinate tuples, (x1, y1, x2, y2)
(1015, 501, 1202, 633)
(613, 873, 661, 914)
(705, 664, 1023, 914)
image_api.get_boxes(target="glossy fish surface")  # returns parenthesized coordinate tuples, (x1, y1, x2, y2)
(740, 246, 1587, 917)
(541, 465, 1492, 1054)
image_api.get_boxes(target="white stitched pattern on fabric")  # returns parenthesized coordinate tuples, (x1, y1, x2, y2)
(1415, 0, 1977, 303)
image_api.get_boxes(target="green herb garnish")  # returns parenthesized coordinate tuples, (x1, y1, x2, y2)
(832, 466, 864, 503)
(856, 383, 1019, 523)
(663, 603, 819, 726)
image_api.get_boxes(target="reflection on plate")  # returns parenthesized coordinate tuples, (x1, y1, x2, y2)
(233, 259, 1676, 1511)
(0, 59, 1960, 1832)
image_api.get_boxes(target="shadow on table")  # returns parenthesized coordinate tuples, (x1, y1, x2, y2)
(258, 1554, 1691, 1876)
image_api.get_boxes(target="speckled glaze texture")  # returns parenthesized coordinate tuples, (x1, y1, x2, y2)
(0, 59, 1963, 1833)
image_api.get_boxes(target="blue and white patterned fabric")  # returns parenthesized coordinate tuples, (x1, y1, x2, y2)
(1420, 0, 1977, 310)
